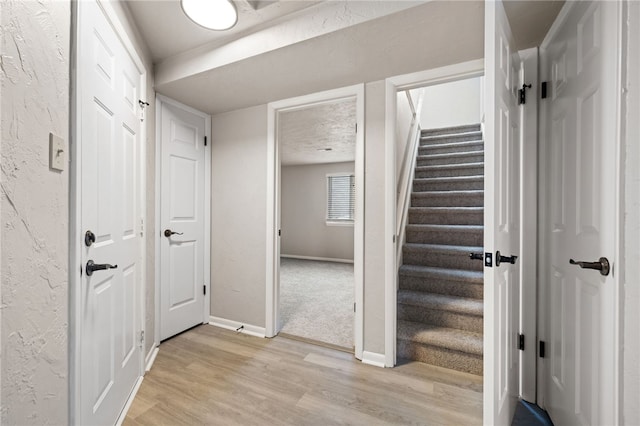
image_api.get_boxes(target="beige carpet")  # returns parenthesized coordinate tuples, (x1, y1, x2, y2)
(279, 258, 354, 350)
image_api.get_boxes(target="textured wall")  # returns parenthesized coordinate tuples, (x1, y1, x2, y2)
(281, 162, 355, 261)
(0, 0, 70, 423)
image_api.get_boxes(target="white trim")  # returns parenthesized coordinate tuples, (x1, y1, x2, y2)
(209, 317, 266, 338)
(383, 60, 485, 368)
(115, 376, 144, 426)
(266, 84, 365, 360)
(154, 94, 212, 343)
(281, 254, 354, 264)
(144, 346, 159, 372)
(71, 1, 147, 423)
(361, 351, 387, 368)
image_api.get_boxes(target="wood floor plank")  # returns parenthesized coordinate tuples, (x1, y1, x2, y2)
(125, 325, 482, 425)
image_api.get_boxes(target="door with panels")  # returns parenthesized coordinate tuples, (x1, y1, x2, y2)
(484, 0, 522, 424)
(78, 1, 145, 424)
(540, 2, 620, 424)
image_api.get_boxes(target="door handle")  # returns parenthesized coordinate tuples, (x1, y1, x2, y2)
(86, 260, 118, 276)
(495, 251, 518, 266)
(569, 257, 610, 276)
(164, 229, 183, 237)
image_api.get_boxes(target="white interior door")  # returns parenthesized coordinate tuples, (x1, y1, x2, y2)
(160, 100, 208, 340)
(540, 2, 620, 424)
(78, 1, 144, 424)
(484, 0, 521, 424)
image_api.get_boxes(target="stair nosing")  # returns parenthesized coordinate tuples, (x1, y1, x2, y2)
(415, 162, 484, 171)
(398, 290, 483, 315)
(405, 224, 483, 231)
(413, 175, 484, 183)
(398, 264, 483, 281)
(397, 320, 483, 355)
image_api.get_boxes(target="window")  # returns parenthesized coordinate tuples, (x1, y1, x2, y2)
(327, 174, 355, 224)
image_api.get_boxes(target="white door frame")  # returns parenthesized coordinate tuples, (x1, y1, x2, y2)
(69, 0, 148, 422)
(266, 84, 365, 359)
(536, 1, 624, 416)
(154, 94, 212, 346)
(383, 59, 485, 367)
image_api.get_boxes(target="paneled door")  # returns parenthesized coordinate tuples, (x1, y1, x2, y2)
(540, 2, 620, 424)
(484, 0, 522, 424)
(78, 1, 145, 424)
(159, 99, 209, 340)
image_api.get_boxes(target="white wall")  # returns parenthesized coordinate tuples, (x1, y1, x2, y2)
(211, 105, 268, 328)
(420, 77, 482, 130)
(1, 2, 70, 423)
(281, 162, 355, 261)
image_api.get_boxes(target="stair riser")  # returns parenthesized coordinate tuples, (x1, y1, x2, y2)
(411, 194, 484, 207)
(398, 305, 483, 333)
(419, 142, 483, 155)
(415, 166, 484, 178)
(403, 249, 483, 271)
(421, 133, 482, 145)
(413, 179, 483, 192)
(417, 153, 484, 167)
(398, 275, 484, 299)
(397, 339, 483, 376)
(406, 228, 483, 246)
(421, 124, 481, 136)
(408, 210, 483, 225)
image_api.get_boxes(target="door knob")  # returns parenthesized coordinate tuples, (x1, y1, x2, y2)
(164, 229, 183, 237)
(569, 257, 610, 276)
(495, 251, 518, 266)
(86, 260, 118, 276)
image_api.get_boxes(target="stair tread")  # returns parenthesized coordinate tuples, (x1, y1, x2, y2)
(398, 290, 483, 316)
(409, 206, 484, 212)
(414, 175, 483, 182)
(406, 224, 483, 232)
(412, 189, 483, 196)
(417, 151, 483, 160)
(397, 320, 483, 355)
(420, 139, 483, 149)
(403, 242, 482, 252)
(421, 124, 481, 135)
(415, 162, 484, 171)
(398, 264, 483, 282)
(421, 131, 483, 141)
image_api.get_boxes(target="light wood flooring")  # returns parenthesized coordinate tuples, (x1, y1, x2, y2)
(124, 325, 482, 425)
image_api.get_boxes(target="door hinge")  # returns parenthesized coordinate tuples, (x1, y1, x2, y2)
(518, 83, 532, 105)
(354, 303, 356, 313)
(518, 334, 525, 351)
(139, 330, 145, 346)
(203, 285, 206, 295)
(539, 340, 546, 358)
(541, 82, 548, 99)
(278, 229, 281, 237)
(140, 218, 144, 237)
(484, 252, 493, 267)
(204, 136, 207, 147)
(355, 123, 357, 133)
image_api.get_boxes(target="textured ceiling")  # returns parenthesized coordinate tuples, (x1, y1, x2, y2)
(279, 98, 356, 166)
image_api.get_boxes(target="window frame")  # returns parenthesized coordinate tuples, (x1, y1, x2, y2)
(325, 172, 355, 226)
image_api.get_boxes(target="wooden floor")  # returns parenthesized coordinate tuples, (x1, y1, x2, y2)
(124, 325, 482, 425)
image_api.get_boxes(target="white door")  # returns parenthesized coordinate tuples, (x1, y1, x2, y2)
(78, 1, 144, 424)
(484, 0, 521, 424)
(160, 100, 208, 340)
(540, 2, 620, 424)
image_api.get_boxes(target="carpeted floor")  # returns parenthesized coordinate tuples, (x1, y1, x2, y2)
(279, 258, 354, 350)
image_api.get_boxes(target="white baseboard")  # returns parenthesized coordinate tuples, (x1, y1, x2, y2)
(116, 375, 144, 426)
(281, 254, 354, 264)
(361, 351, 386, 368)
(209, 316, 266, 338)
(145, 346, 159, 372)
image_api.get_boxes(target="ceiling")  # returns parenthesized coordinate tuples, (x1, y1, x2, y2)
(279, 98, 356, 166)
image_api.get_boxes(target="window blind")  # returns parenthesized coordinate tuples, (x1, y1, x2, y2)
(327, 174, 355, 221)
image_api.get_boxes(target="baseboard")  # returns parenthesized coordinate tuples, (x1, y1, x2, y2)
(281, 254, 354, 264)
(145, 346, 159, 372)
(209, 316, 266, 338)
(115, 375, 144, 426)
(361, 351, 386, 368)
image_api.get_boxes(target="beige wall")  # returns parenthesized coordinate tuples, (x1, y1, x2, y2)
(420, 77, 482, 130)
(210, 105, 268, 327)
(281, 162, 355, 261)
(1, 1, 70, 423)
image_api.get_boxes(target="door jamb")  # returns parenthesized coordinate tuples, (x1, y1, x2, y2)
(70, 0, 148, 422)
(383, 59, 485, 367)
(154, 94, 212, 346)
(266, 84, 365, 360)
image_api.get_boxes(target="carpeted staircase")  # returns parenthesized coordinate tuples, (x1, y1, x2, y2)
(397, 123, 484, 376)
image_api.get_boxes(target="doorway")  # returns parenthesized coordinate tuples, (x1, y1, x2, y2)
(266, 85, 364, 359)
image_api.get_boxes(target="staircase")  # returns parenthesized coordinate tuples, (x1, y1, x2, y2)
(397, 123, 484, 376)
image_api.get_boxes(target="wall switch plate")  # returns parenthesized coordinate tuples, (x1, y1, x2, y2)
(49, 133, 65, 172)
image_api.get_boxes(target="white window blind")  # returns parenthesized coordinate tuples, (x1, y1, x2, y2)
(327, 174, 355, 222)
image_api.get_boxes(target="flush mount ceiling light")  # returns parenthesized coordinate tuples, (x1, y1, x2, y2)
(181, 0, 238, 31)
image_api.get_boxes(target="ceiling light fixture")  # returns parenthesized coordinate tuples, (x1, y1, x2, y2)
(181, 0, 238, 31)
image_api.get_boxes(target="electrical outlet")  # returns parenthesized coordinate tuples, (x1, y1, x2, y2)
(49, 133, 65, 171)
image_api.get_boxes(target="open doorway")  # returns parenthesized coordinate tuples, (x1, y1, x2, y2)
(266, 85, 364, 359)
(278, 98, 356, 350)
